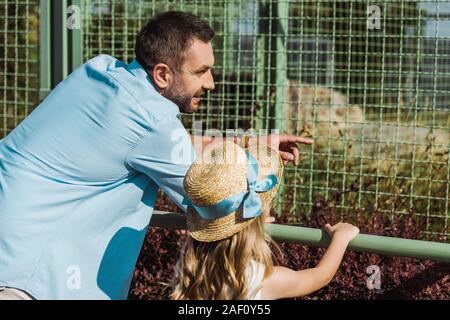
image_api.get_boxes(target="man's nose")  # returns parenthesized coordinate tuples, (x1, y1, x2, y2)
(203, 71, 215, 91)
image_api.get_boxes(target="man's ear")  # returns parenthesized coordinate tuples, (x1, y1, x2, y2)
(151, 63, 174, 92)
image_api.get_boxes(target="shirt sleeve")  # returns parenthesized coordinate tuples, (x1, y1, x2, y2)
(125, 116, 196, 213)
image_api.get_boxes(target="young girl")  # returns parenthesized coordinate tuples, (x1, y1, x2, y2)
(171, 141, 359, 300)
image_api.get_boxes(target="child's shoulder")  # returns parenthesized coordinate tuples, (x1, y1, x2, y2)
(246, 261, 266, 300)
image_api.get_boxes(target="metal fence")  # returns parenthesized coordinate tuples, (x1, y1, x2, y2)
(0, 0, 40, 137)
(1, 0, 449, 239)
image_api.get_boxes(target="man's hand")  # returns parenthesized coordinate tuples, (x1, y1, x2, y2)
(248, 134, 313, 166)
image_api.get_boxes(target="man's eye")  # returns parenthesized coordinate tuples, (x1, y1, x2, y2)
(197, 70, 206, 75)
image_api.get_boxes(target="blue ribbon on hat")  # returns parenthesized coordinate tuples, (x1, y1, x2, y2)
(183, 151, 278, 220)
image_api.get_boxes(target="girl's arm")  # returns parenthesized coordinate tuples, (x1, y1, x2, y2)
(261, 222, 359, 300)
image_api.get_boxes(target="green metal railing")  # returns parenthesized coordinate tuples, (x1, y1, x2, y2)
(150, 211, 450, 263)
(1, 1, 449, 241)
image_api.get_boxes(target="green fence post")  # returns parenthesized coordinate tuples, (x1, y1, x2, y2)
(274, 0, 288, 132)
(39, 0, 83, 100)
(52, 0, 69, 86)
(39, 0, 51, 101)
(272, 1, 288, 216)
(39, 0, 71, 101)
(70, 0, 84, 71)
(255, 1, 269, 130)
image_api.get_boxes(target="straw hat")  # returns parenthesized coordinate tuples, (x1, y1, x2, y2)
(184, 141, 284, 242)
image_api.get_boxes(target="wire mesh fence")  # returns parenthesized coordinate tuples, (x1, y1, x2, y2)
(1, 0, 449, 239)
(0, 0, 40, 138)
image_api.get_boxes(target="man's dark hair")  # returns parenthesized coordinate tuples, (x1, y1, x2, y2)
(135, 11, 215, 73)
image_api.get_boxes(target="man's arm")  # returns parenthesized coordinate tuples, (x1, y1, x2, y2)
(190, 133, 313, 165)
(127, 118, 196, 213)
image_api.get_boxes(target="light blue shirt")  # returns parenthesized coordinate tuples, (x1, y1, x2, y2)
(0, 55, 196, 300)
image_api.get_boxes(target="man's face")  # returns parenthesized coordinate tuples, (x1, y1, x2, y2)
(164, 39, 215, 113)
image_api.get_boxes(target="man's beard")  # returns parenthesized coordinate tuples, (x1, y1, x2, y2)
(163, 79, 196, 114)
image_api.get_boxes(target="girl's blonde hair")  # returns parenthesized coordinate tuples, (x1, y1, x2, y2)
(171, 212, 274, 300)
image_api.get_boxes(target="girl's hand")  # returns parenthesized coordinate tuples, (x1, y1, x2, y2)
(324, 222, 359, 243)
